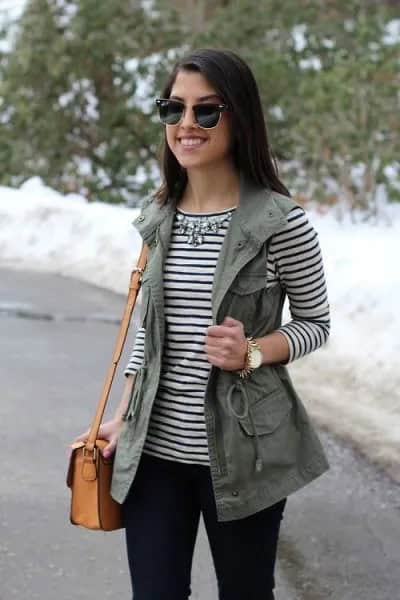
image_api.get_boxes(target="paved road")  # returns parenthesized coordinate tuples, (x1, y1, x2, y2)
(1, 268, 399, 600)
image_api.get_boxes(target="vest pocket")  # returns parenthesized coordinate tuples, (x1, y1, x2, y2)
(238, 388, 291, 436)
(231, 272, 267, 295)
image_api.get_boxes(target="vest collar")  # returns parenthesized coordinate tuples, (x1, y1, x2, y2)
(132, 175, 292, 339)
(132, 173, 288, 246)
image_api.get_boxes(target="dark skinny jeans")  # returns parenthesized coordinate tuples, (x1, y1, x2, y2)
(122, 452, 286, 600)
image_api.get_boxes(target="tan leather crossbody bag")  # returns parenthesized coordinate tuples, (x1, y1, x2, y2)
(66, 242, 148, 531)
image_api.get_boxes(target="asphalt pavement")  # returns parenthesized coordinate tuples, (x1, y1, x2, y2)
(1, 267, 399, 600)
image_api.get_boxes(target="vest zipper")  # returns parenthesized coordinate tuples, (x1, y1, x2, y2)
(205, 368, 228, 477)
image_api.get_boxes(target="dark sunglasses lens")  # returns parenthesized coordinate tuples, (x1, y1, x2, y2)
(158, 101, 183, 125)
(194, 105, 220, 128)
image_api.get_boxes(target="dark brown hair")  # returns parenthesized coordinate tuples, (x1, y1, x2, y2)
(154, 48, 291, 204)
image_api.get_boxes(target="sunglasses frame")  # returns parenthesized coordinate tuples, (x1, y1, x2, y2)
(155, 98, 229, 130)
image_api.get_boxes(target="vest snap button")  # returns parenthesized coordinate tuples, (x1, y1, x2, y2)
(232, 490, 239, 497)
(137, 215, 145, 222)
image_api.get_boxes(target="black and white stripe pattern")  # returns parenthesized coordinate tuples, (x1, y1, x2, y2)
(124, 204, 330, 465)
(272, 207, 330, 361)
(143, 206, 234, 464)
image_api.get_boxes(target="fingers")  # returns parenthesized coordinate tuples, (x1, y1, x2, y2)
(205, 343, 232, 359)
(70, 422, 107, 445)
(71, 429, 89, 444)
(67, 435, 117, 460)
(67, 429, 90, 461)
(207, 317, 244, 338)
(205, 330, 240, 356)
(205, 319, 248, 371)
(102, 438, 118, 458)
(207, 325, 232, 337)
(222, 316, 239, 327)
(205, 337, 232, 351)
(68, 420, 121, 459)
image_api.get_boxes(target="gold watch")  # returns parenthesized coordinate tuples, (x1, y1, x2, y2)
(238, 337, 263, 378)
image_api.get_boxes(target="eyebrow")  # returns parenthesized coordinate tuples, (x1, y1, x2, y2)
(169, 94, 222, 102)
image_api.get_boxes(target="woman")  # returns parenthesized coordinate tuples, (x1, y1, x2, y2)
(74, 48, 330, 600)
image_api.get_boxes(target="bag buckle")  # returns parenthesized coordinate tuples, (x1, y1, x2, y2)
(83, 446, 97, 461)
(131, 267, 145, 283)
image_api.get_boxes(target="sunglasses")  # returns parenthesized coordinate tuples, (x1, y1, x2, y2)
(155, 98, 229, 129)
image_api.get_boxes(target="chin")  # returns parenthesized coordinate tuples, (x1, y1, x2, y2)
(175, 154, 211, 170)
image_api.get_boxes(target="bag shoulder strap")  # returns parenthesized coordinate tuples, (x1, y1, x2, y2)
(85, 242, 148, 451)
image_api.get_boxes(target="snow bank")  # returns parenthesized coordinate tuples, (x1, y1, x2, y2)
(1, 178, 399, 479)
(288, 209, 400, 481)
(0, 178, 141, 294)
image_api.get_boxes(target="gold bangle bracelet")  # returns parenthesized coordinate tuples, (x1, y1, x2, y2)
(238, 337, 255, 379)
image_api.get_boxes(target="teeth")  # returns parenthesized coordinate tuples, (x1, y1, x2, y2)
(180, 138, 205, 147)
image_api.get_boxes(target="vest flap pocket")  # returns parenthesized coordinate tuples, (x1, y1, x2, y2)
(232, 272, 267, 295)
(238, 388, 291, 436)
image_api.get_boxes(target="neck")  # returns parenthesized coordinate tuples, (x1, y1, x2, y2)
(179, 160, 240, 213)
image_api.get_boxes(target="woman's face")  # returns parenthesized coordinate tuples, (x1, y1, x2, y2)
(165, 69, 233, 172)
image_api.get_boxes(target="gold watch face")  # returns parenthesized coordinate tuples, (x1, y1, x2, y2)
(249, 346, 263, 369)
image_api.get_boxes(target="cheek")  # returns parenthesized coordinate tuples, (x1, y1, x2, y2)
(213, 121, 233, 154)
(165, 127, 176, 153)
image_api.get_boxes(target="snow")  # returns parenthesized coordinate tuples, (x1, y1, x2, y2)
(384, 19, 400, 45)
(1, 178, 399, 479)
(0, 178, 141, 294)
(125, 49, 182, 114)
(289, 207, 400, 481)
(58, 79, 99, 121)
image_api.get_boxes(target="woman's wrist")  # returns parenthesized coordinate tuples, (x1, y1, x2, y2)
(253, 331, 290, 366)
(237, 337, 263, 378)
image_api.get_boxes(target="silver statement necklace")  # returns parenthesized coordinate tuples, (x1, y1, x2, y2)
(176, 208, 235, 246)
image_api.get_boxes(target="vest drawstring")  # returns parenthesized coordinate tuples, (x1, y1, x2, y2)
(226, 379, 264, 473)
(124, 365, 147, 421)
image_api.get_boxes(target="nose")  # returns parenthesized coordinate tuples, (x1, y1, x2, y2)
(180, 105, 197, 128)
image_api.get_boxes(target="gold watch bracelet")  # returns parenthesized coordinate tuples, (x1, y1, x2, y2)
(238, 337, 259, 379)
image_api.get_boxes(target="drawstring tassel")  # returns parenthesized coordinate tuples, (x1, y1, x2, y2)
(227, 380, 264, 474)
(255, 457, 263, 473)
(245, 394, 264, 474)
(124, 366, 146, 421)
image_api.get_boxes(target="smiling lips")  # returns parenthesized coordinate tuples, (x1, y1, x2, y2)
(178, 137, 207, 147)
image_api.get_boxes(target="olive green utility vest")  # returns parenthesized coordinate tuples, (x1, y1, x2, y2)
(111, 177, 329, 521)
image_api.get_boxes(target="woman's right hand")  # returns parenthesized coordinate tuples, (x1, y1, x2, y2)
(70, 418, 123, 459)
(68, 374, 135, 460)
